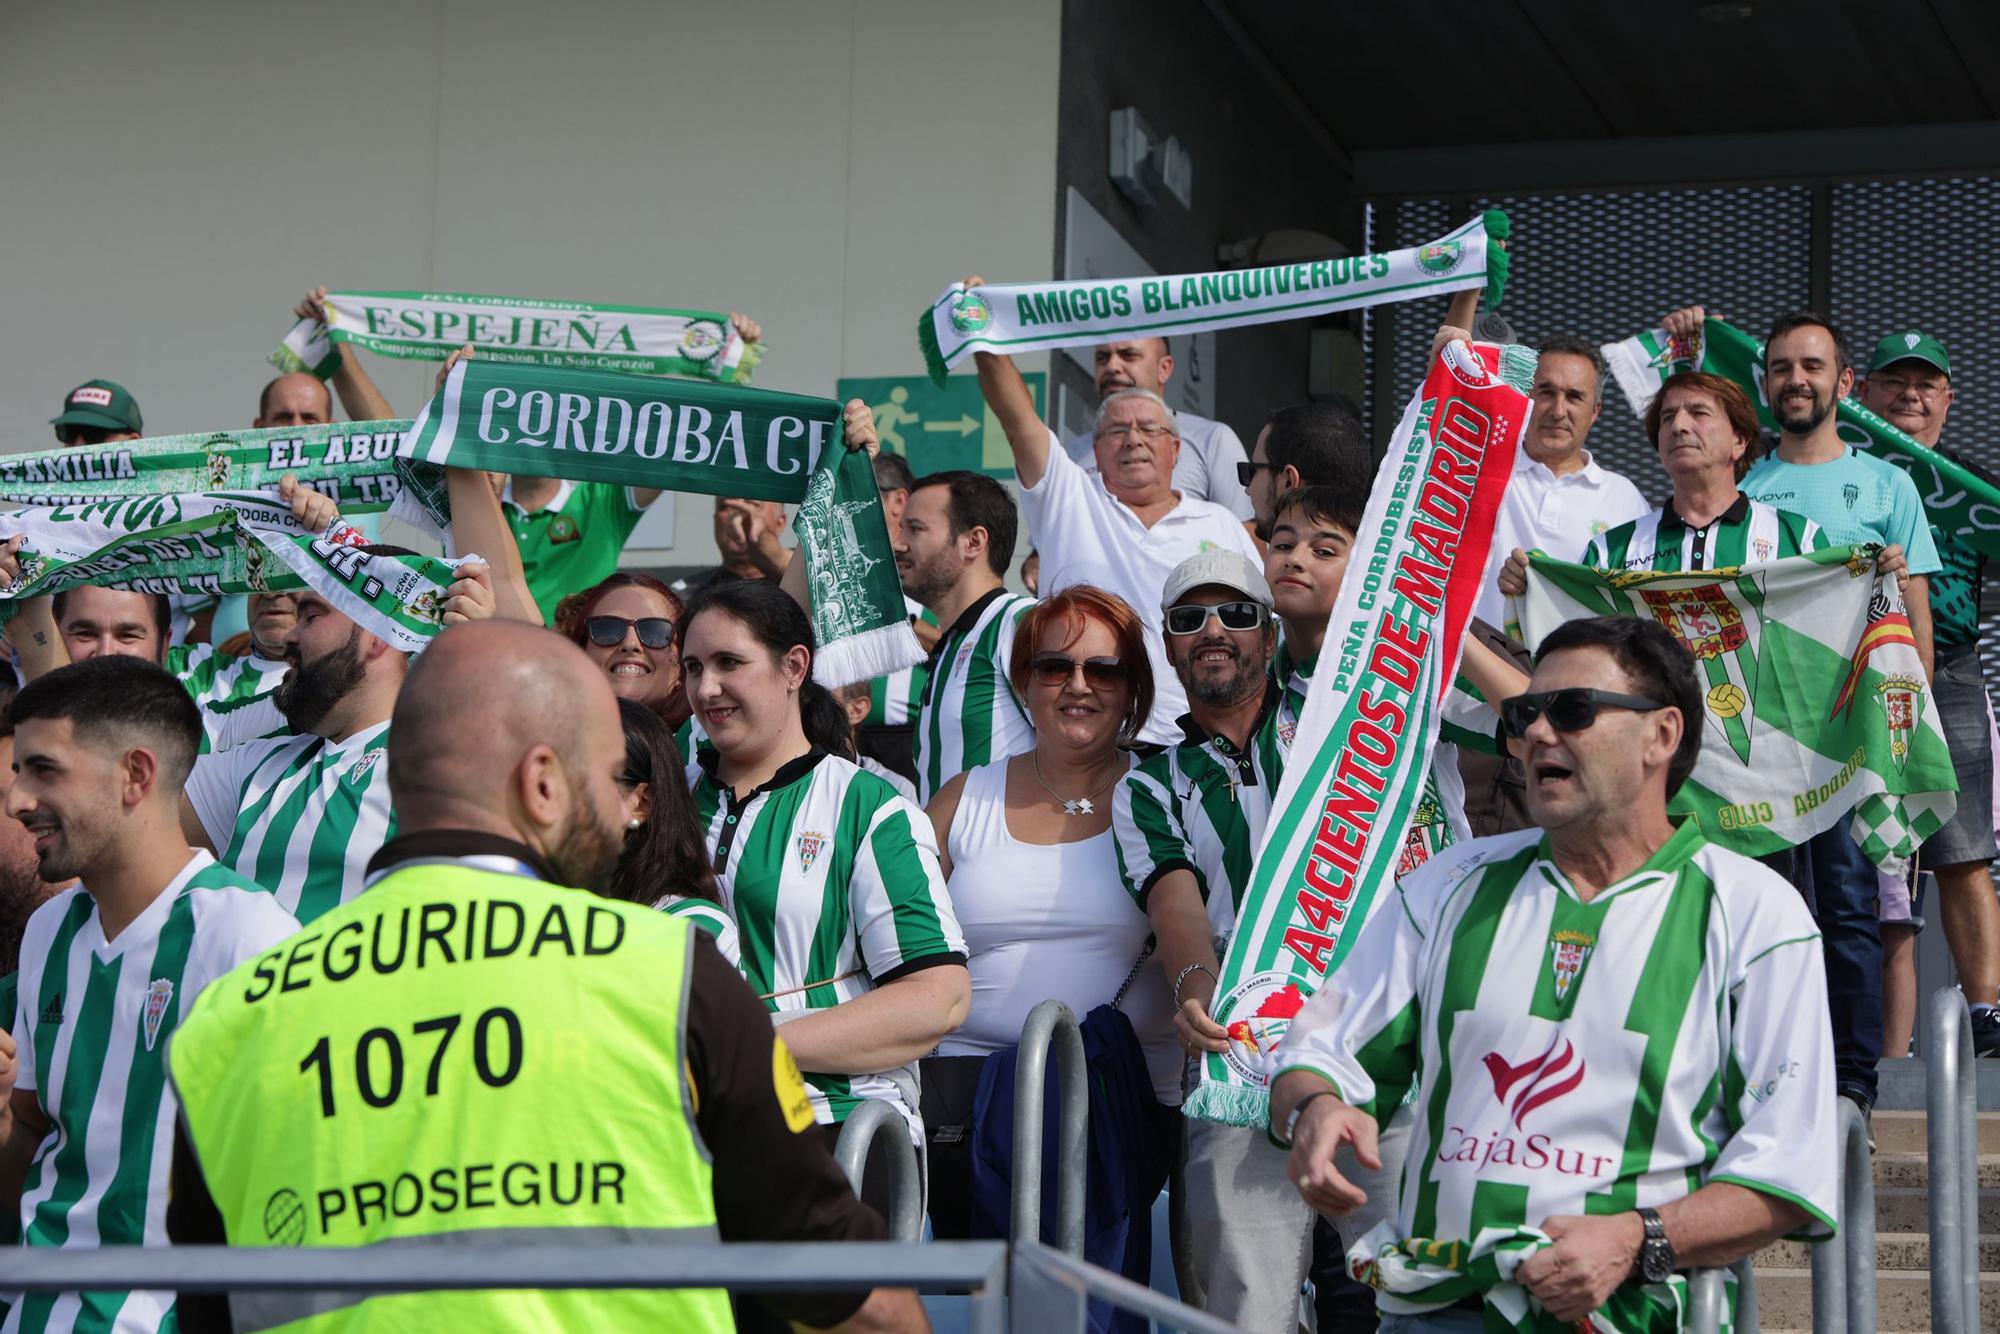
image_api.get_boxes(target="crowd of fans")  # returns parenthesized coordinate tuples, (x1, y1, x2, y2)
(0, 266, 1985, 1334)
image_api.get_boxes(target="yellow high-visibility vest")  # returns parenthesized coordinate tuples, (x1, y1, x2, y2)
(171, 862, 733, 1332)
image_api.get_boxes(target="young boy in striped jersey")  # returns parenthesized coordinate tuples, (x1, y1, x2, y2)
(0, 657, 296, 1334)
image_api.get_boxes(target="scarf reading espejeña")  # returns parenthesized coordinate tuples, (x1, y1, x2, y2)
(1515, 548, 1956, 872)
(1603, 317, 2000, 560)
(399, 359, 921, 686)
(1185, 340, 1533, 1128)
(273, 291, 761, 384)
(0, 497, 472, 654)
(918, 212, 1508, 384)
(0, 422, 448, 534)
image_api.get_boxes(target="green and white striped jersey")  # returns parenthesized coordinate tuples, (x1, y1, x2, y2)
(658, 895, 741, 968)
(913, 590, 1036, 804)
(184, 721, 396, 925)
(1279, 822, 1838, 1292)
(690, 750, 965, 1142)
(1113, 683, 1289, 939)
(1583, 495, 1825, 573)
(165, 644, 292, 755)
(864, 598, 937, 727)
(7, 854, 297, 1334)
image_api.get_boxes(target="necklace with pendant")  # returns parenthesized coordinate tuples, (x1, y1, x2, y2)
(1032, 751, 1121, 816)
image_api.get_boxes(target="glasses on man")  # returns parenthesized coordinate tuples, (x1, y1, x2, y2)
(1873, 374, 1949, 401)
(585, 616, 675, 649)
(1236, 459, 1278, 488)
(1094, 422, 1175, 442)
(1164, 601, 1267, 636)
(1499, 688, 1665, 740)
(1029, 653, 1130, 689)
(56, 425, 116, 447)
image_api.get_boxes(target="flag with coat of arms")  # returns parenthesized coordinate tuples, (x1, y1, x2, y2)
(1513, 544, 1957, 872)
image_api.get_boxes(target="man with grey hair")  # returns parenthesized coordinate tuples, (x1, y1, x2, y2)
(965, 276, 1261, 745)
(1480, 335, 1650, 625)
(1062, 337, 1256, 529)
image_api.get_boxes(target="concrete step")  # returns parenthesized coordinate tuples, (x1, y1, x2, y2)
(1749, 1265, 2000, 1331)
(1759, 1230, 2000, 1271)
(1870, 1107, 2000, 1154)
(1873, 1185, 2000, 1232)
(1871, 1148, 2000, 1188)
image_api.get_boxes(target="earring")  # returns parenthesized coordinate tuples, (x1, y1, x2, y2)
(627, 818, 643, 830)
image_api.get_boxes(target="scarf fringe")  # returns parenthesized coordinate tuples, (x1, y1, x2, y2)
(917, 309, 950, 386)
(1182, 1082, 1269, 1128)
(813, 619, 924, 692)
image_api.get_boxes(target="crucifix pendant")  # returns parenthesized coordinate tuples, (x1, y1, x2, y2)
(1064, 798, 1094, 816)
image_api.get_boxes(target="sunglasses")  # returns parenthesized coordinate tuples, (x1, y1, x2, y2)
(57, 425, 117, 447)
(1165, 601, 1266, 636)
(585, 615, 675, 649)
(1029, 653, 1130, 688)
(1499, 688, 1665, 740)
(1236, 459, 1279, 488)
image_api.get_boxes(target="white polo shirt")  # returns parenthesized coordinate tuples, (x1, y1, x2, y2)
(1477, 448, 1651, 625)
(1021, 431, 1262, 745)
(1065, 410, 1254, 521)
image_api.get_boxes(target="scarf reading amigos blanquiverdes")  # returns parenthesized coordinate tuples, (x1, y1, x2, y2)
(918, 212, 1509, 383)
(1185, 339, 1535, 1128)
(273, 291, 762, 384)
(398, 358, 921, 687)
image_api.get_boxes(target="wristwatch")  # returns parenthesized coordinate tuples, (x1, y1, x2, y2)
(1271, 1089, 1333, 1149)
(1633, 1207, 1676, 1284)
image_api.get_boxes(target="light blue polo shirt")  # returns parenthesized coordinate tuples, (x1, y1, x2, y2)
(1741, 446, 1940, 574)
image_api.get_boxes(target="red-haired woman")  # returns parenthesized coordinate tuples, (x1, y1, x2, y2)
(921, 584, 1177, 1265)
(556, 572, 696, 754)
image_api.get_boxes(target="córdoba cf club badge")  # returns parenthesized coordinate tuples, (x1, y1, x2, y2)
(142, 978, 174, 1052)
(1550, 930, 1594, 1003)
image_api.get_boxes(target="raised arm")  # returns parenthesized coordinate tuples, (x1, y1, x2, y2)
(964, 278, 1051, 488)
(296, 287, 395, 421)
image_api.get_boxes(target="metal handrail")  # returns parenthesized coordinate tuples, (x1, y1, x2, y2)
(833, 1098, 923, 1241)
(1810, 1095, 1877, 1333)
(1012, 998, 1088, 1257)
(1927, 986, 1981, 1334)
(1686, 1257, 1759, 1334)
(1009, 1239, 1240, 1333)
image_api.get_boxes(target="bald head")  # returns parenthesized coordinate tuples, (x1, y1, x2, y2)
(256, 373, 334, 428)
(388, 622, 626, 881)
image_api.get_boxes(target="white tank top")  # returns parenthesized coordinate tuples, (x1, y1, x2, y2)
(936, 757, 1180, 1105)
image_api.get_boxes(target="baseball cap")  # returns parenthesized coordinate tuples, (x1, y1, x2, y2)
(1866, 332, 1951, 379)
(50, 380, 144, 435)
(1161, 548, 1272, 611)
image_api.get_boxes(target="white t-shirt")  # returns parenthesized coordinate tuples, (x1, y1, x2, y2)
(1065, 409, 1254, 521)
(1020, 431, 1263, 745)
(937, 758, 1178, 1104)
(1478, 448, 1651, 625)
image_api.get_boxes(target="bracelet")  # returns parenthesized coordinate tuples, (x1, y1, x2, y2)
(1171, 963, 1216, 1009)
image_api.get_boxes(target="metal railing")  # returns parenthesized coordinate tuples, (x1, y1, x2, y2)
(1687, 1258, 1758, 1334)
(1810, 1095, 1877, 1334)
(833, 1097, 924, 1242)
(1927, 986, 1981, 1334)
(1011, 998, 1088, 1256)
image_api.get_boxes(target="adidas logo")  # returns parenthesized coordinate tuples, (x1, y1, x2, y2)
(38, 993, 62, 1027)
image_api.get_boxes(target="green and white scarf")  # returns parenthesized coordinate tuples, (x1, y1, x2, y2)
(1187, 340, 1534, 1127)
(1603, 317, 2000, 560)
(0, 423, 448, 536)
(400, 359, 920, 686)
(919, 212, 1508, 383)
(1515, 546, 1957, 871)
(273, 291, 762, 383)
(0, 499, 472, 654)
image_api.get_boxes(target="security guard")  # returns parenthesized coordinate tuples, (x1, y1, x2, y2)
(167, 620, 925, 1333)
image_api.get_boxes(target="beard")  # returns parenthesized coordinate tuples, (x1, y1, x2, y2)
(1183, 647, 1264, 707)
(274, 628, 367, 733)
(0, 859, 56, 974)
(547, 779, 625, 893)
(897, 547, 958, 608)
(1773, 386, 1835, 434)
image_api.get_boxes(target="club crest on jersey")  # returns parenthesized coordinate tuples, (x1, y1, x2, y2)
(797, 831, 826, 871)
(348, 751, 383, 784)
(1549, 929, 1594, 1002)
(142, 978, 174, 1052)
(1752, 537, 1773, 562)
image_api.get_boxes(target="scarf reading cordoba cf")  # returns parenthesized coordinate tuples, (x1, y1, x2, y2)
(399, 359, 921, 687)
(273, 291, 762, 384)
(1184, 340, 1534, 1128)
(918, 212, 1508, 383)
(0, 497, 473, 654)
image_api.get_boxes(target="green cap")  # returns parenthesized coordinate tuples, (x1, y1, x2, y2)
(1866, 331, 1951, 379)
(49, 379, 143, 436)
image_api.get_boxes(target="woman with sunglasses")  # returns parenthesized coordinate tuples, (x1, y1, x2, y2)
(678, 578, 968, 1197)
(921, 584, 1178, 1253)
(607, 699, 740, 965)
(557, 572, 696, 743)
